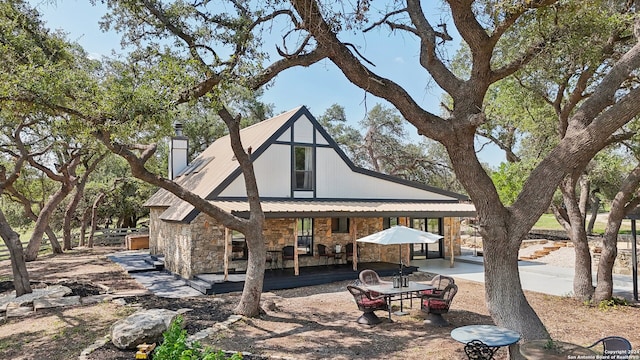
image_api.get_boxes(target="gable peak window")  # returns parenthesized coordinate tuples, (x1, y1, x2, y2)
(294, 146, 313, 190)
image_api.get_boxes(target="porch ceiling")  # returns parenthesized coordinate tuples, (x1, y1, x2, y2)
(210, 200, 476, 218)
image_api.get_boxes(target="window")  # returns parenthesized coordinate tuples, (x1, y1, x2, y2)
(294, 146, 313, 190)
(383, 217, 400, 229)
(331, 217, 349, 233)
(297, 218, 313, 255)
(231, 231, 247, 260)
(410, 218, 443, 259)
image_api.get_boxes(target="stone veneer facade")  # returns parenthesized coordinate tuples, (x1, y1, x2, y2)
(149, 208, 463, 279)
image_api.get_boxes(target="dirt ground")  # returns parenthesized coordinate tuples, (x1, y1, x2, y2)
(1, 246, 639, 360)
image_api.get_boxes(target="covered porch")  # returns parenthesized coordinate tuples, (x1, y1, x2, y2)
(187, 261, 419, 295)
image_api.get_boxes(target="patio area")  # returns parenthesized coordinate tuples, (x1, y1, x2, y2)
(110, 250, 418, 295)
(190, 261, 419, 295)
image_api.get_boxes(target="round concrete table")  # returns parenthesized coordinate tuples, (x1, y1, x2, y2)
(451, 324, 521, 347)
(451, 325, 521, 359)
(519, 340, 596, 360)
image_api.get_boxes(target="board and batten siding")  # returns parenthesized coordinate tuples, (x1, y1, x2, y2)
(315, 148, 454, 200)
(292, 115, 315, 143)
(218, 144, 291, 197)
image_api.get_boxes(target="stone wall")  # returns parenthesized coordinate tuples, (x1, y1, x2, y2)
(157, 218, 193, 279)
(593, 249, 640, 276)
(148, 207, 166, 256)
(151, 214, 463, 277)
(189, 214, 226, 276)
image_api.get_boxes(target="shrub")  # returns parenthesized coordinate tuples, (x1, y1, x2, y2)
(153, 315, 243, 360)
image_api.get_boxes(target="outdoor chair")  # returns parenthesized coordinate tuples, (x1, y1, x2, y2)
(358, 269, 392, 297)
(345, 243, 360, 262)
(463, 340, 495, 360)
(421, 274, 455, 298)
(317, 244, 338, 265)
(282, 246, 295, 266)
(422, 283, 458, 326)
(587, 336, 632, 359)
(347, 285, 389, 325)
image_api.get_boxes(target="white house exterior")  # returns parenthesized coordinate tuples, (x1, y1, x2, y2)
(144, 106, 475, 279)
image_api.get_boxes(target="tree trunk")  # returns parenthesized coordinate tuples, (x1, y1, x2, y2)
(89, 192, 106, 248)
(559, 175, 594, 301)
(233, 225, 266, 316)
(445, 139, 551, 341)
(63, 183, 86, 250)
(586, 190, 600, 235)
(483, 228, 549, 340)
(0, 209, 31, 296)
(45, 228, 63, 254)
(25, 186, 72, 261)
(80, 208, 91, 247)
(594, 166, 640, 302)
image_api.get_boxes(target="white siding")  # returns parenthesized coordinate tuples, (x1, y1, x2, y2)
(293, 191, 314, 198)
(218, 144, 291, 197)
(315, 148, 456, 200)
(277, 128, 291, 142)
(293, 115, 314, 144)
(316, 130, 329, 145)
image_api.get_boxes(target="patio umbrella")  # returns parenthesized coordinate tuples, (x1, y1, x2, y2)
(356, 225, 443, 276)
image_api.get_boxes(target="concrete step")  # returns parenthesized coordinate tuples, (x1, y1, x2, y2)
(187, 278, 213, 295)
(143, 256, 164, 270)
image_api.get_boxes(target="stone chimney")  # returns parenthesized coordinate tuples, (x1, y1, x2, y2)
(168, 122, 188, 180)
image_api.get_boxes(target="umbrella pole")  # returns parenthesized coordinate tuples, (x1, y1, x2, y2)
(399, 244, 403, 277)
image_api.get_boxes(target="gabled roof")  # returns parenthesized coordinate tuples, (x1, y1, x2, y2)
(144, 107, 302, 208)
(145, 106, 473, 222)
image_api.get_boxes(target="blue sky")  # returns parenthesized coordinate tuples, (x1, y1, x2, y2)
(30, 0, 503, 167)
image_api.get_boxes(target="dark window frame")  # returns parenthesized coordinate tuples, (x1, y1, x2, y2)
(293, 146, 314, 191)
(383, 217, 400, 229)
(297, 218, 314, 256)
(331, 217, 350, 233)
(231, 231, 248, 261)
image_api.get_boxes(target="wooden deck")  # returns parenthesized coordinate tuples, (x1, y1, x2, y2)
(188, 262, 419, 295)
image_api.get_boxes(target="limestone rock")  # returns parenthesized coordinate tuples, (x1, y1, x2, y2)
(0, 285, 72, 311)
(110, 308, 180, 350)
(33, 295, 81, 310)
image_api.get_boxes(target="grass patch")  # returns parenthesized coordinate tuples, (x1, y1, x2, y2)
(533, 213, 633, 234)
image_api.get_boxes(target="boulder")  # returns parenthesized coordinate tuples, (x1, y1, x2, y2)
(110, 308, 180, 349)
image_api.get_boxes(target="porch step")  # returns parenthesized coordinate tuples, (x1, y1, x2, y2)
(108, 253, 157, 273)
(187, 278, 214, 295)
(143, 256, 164, 270)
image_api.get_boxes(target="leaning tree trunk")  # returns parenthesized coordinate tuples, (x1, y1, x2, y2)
(586, 190, 600, 235)
(559, 175, 594, 301)
(89, 192, 106, 248)
(63, 183, 86, 250)
(45, 228, 63, 255)
(25, 186, 71, 261)
(80, 209, 92, 247)
(0, 209, 31, 296)
(594, 166, 640, 302)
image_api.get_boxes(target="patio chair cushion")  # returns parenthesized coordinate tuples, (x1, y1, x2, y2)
(421, 289, 443, 296)
(424, 299, 448, 310)
(359, 298, 386, 308)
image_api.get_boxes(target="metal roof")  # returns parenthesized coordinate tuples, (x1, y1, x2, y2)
(199, 200, 476, 219)
(144, 107, 302, 208)
(146, 106, 476, 222)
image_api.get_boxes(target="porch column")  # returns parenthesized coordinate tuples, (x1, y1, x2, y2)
(224, 227, 231, 281)
(293, 223, 299, 276)
(351, 218, 358, 272)
(449, 218, 455, 268)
